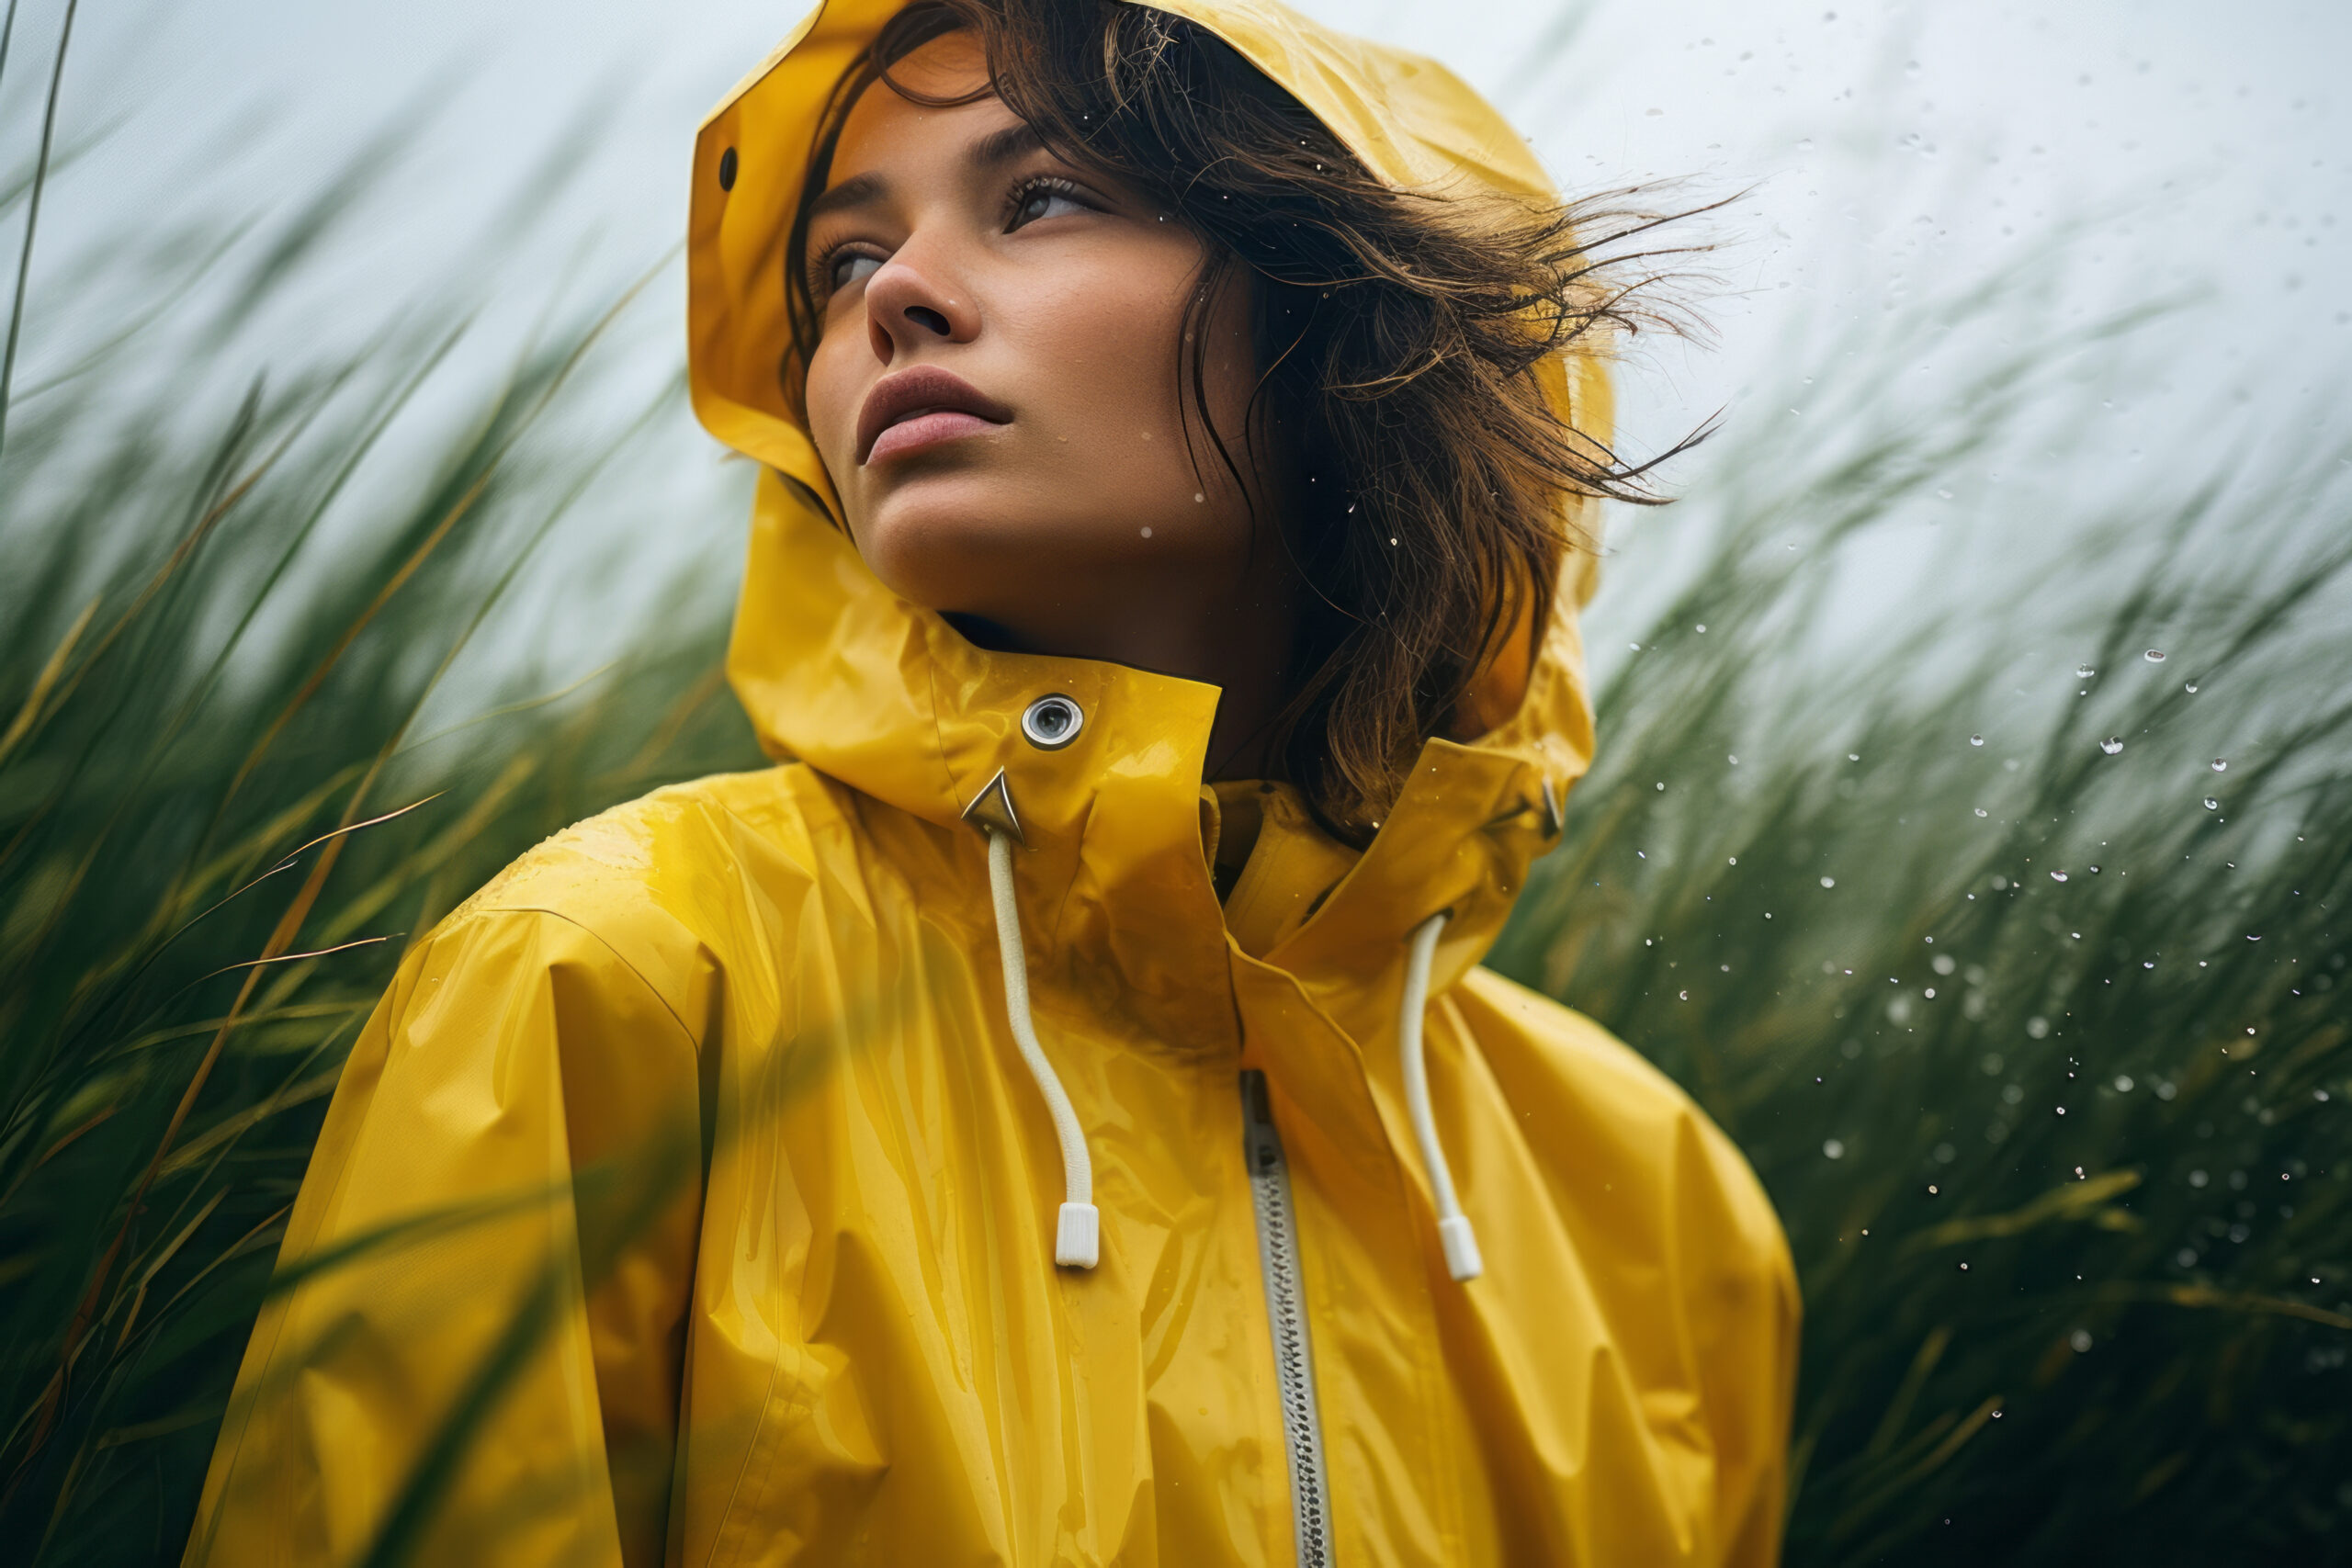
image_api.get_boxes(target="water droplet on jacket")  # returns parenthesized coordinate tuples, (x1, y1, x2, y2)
(2204, 797, 2220, 809)
(2051, 871, 2068, 882)
(2185, 682, 2199, 693)
(2099, 736, 2123, 755)
(1820, 876, 1836, 888)
(1970, 734, 1984, 746)
(2211, 758, 2227, 772)
(1678, 989, 1690, 1000)
(1822, 1139, 1845, 1159)
(1973, 807, 1988, 818)
(2075, 664, 2097, 679)
(2143, 649, 2165, 662)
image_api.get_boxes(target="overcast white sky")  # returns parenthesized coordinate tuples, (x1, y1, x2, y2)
(9, 0, 2346, 662)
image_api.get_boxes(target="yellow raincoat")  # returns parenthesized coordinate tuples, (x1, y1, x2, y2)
(187, 2, 1797, 1563)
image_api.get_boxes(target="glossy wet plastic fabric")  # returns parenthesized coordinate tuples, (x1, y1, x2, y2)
(186, 2, 1797, 1563)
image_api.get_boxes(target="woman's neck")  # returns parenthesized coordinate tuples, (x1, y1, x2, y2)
(944, 529, 1300, 781)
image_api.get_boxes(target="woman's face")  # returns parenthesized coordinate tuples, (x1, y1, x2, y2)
(800, 33, 1275, 657)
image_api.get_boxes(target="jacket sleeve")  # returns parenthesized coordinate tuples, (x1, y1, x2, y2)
(1686, 1116, 1803, 1568)
(185, 907, 706, 1568)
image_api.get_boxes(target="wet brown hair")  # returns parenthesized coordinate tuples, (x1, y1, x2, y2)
(786, 0, 1702, 840)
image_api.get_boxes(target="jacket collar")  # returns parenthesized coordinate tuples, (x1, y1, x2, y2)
(727, 469, 1594, 1034)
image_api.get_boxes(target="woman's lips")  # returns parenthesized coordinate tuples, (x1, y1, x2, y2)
(856, 366, 1012, 464)
(866, 409, 1003, 464)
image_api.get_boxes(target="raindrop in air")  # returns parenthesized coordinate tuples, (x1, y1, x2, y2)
(1970, 734, 1984, 747)
(2203, 797, 2220, 810)
(2211, 758, 2227, 773)
(2075, 664, 2097, 679)
(2099, 737, 2123, 755)
(2143, 649, 2165, 662)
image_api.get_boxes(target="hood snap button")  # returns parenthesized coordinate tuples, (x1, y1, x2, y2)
(1021, 694, 1083, 750)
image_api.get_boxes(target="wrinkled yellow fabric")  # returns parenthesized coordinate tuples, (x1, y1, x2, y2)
(187, 2, 1797, 1564)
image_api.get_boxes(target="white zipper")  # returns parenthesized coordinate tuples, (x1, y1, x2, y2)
(1241, 1069, 1335, 1567)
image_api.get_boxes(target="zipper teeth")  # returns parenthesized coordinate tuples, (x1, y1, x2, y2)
(1243, 1072, 1333, 1568)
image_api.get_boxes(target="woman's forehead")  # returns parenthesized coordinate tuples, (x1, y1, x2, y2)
(833, 32, 1002, 167)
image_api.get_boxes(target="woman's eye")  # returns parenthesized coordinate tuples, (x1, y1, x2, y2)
(829, 252, 881, 292)
(1010, 186, 1086, 231)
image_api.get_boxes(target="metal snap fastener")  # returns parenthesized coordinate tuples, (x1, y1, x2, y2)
(718, 147, 738, 191)
(1021, 694, 1083, 750)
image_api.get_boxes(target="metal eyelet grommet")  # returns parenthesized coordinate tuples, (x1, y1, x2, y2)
(718, 147, 738, 191)
(1021, 694, 1083, 750)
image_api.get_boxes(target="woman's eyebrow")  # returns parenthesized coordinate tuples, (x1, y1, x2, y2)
(967, 119, 1047, 173)
(807, 123, 1045, 224)
(808, 171, 886, 222)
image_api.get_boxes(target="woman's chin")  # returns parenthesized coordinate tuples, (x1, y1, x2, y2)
(855, 499, 1061, 611)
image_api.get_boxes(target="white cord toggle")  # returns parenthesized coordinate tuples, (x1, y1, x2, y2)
(984, 827, 1099, 1269)
(1399, 910, 1482, 1281)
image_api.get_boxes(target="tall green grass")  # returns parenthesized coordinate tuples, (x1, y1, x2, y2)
(1492, 276, 2352, 1560)
(0, 104, 760, 1559)
(0, 58, 2346, 1568)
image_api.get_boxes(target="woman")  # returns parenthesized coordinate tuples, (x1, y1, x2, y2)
(189, 2, 1796, 1564)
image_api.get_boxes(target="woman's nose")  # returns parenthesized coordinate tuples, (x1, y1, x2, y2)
(864, 251, 978, 364)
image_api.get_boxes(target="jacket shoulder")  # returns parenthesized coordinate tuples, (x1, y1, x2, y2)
(430, 765, 832, 1032)
(1456, 965, 1795, 1294)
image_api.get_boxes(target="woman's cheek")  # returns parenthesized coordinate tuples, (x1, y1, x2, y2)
(804, 344, 858, 477)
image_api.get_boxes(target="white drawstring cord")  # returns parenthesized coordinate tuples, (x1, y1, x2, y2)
(1399, 910, 1482, 1281)
(984, 827, 1100, 1269)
